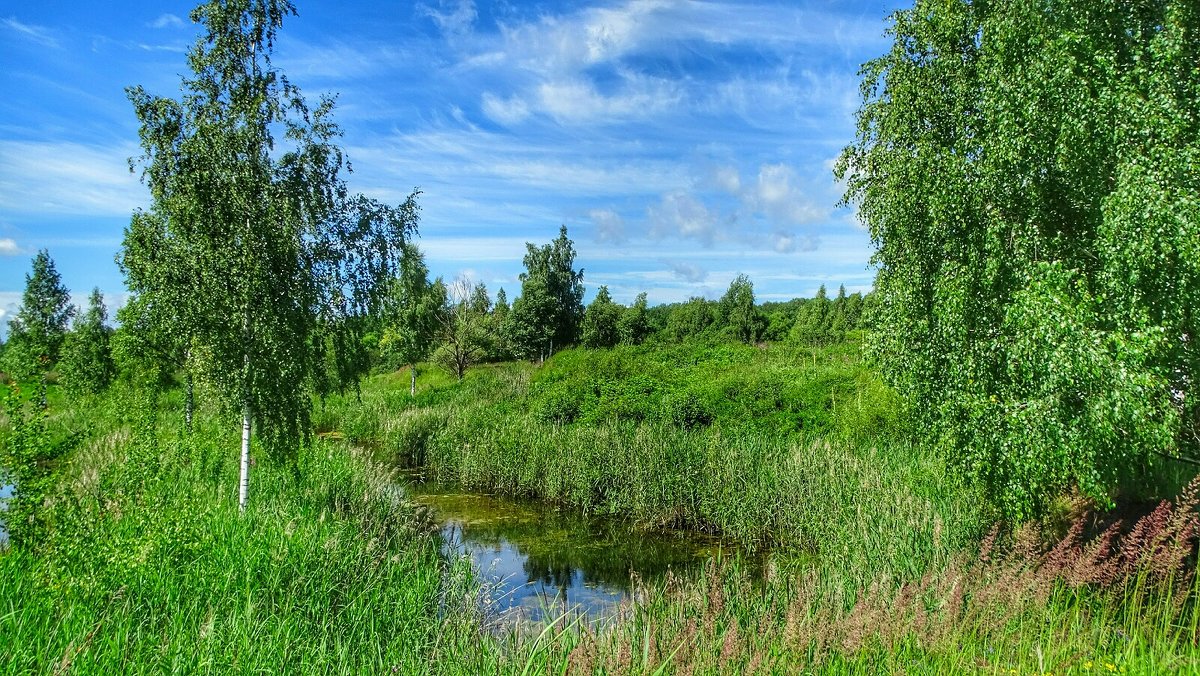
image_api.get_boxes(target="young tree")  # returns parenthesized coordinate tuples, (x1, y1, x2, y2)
(718, 273, 761, 344)
(617, 292, 651, 346)
(838, 0, 1200, 517)
(434, 277, 493, 380)
(380, 244, 445, 396)
(506, 275, 558, 362)
(667, 297, 717, 342)
(790, 285, 830, 345)
(59, 288, 116, 395)
(509, 226, 584, 359)
(121, 0, 418, 511)
(1, 250, 74, 381)
(581, 285, 622, 349)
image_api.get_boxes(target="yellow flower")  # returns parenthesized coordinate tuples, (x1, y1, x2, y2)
(1105, 665, 1116, 672)
(1084, 662, 1093, 669)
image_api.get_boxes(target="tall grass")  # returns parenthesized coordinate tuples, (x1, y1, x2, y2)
(0, 388, 482, 674)
(324, 341, 986, 587)
(467, 480, 1200, 673)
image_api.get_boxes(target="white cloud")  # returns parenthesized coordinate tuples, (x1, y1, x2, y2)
(421, 0, 477, 37)
(711, 166, 740, 194)
(481, 92, 530, 126)
(0, 141, 144, 216)
(535, 76, 681, 125)
(0, 238, 23, 256)
(149, 13, 184, 29)
(647, 191, 723, 246)
(663, 259, 707, 283)
(747, 163, 826, 227)
(2, 17, 59, 48)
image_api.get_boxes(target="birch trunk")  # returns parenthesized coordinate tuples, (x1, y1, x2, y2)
(410, 364, 417, 397)
(185, 371, 194, 433)
(239, 396, 251, 512)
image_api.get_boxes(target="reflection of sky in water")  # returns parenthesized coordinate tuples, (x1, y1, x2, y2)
(1, 481, 11, 546)
(409, 484, 740, 626)
(441, 521, 626, 624)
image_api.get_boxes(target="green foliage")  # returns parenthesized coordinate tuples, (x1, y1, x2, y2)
(580, 285, 623, 349)
(433, 278, 494, 380)
(506, 275, 558, 361)
(1, 250, 74, 380)
(120, 0, 418, 463)
(59, 288, 116, 395)
(666, 297, 718, 342)
(718, 273, 763, 344)
(838, 0, 1200, 518)
(0, 392, 476, 673)
(326, 338, 910, 547)
(379, 244, 445, 380)
(617, 291, 651, 346)
(508, 226, 584, 359)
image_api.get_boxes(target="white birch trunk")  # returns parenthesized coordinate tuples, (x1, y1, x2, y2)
(185, 372, 194, 433)
(239, 397, 251, 512)
(410, 364, 417, 397)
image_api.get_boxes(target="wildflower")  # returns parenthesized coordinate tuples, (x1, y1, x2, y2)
(1105, 665, 1116, 672)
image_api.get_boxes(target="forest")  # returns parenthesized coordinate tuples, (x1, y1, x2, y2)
(2, 0, 1199, 673)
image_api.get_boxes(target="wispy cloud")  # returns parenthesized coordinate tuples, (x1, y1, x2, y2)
(588, 208, 626, 245)
(149, 13, 184, 29)
(663, 259, 707, 283)
(2, 17, 59, 48)
(0, 140, 144, 216)
(421, 0, 477, 38)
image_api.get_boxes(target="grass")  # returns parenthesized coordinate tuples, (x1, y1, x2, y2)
(0, 385, 483, 674)
(322, 339, 985, 587)
(3, 338, 1199, 673)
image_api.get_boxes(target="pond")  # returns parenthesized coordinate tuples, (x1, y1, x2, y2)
(403, 474, 751, 628)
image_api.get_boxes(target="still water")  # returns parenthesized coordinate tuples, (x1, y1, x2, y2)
(404, 476, 747, 626)
(0, 480, 12, 546)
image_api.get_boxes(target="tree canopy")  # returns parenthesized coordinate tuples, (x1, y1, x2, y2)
(60, 288, 116, 395)
(121, 0, 417, 508)
(838, 0, 1200, 518)
(1, 250, 74, 380)
(508, 226, 584, 360)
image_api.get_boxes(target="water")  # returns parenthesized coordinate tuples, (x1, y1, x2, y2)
(404, 477, 747, 627)
(0, 480, 12, 547)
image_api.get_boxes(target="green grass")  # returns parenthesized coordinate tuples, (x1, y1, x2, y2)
(0, 388, 483, 674)
(4, 339, 1199, 673)
(323, 340, 982, 584)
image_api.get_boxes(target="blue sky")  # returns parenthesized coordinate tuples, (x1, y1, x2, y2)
(0, 0, 901, 335)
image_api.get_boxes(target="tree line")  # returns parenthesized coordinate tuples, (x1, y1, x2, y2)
(0, 240, 871, 395)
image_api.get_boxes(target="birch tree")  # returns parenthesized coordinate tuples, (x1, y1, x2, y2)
(380, 244, 446, 396)
(59, 288, 115, 395)
(121, 0, 417, 511)
(839, 0, 1200, 517)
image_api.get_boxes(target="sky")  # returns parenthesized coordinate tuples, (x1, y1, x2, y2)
(0, 0, 903, 337)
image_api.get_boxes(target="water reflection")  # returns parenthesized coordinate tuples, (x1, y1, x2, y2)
(0, 481, 12, 547)
(406, 481, 744, 626)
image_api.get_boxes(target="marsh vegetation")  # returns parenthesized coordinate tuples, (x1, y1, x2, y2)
(3, 0, 1199, 672)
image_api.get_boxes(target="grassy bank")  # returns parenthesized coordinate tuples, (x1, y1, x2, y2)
(4, 339, 1199, 673)
(321, 339, 987, 587)
(0, 385, 483, 673)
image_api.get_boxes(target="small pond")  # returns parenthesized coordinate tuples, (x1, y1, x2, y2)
(403, 474, 751, 627)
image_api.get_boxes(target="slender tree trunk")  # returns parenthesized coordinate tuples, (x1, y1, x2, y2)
(239, 394, 251, 512)
(239, 306, 251, 513)
(185, 371, 194, 433)
(410, 363, 417, 397)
